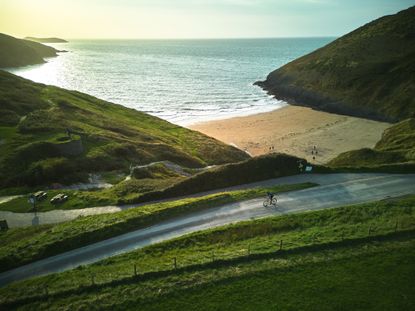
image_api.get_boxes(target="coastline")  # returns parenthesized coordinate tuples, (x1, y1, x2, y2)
(188, 105, 391, 164)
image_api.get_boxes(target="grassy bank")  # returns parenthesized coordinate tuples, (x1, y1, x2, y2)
(0, 176, 184, 212)
(328, 118, 415, 172)
(0, 182, 315, 271)
(1, 195, 414, 309)
(0, 153, 304, 212)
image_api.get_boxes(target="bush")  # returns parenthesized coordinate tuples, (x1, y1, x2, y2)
(132, 163, 182, 179)
(127, 153, 303, 204)
(0, 109, 20, 126)
(20, 108, 71, 133)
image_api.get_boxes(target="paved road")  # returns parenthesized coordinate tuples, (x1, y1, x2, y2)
(0, 173, 404, 228)
(1, 173, 414, 287)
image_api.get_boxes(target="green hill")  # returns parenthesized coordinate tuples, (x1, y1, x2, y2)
(0, 33, 59, 67)
(24, 37, 67, 43)
(0, 70, 249, 188)
(256, 6, 415, 122)
(329, 118, 415, 169)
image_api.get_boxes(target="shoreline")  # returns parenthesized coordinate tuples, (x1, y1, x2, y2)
(188, 105, 391, 164)
(178, 100, 287, 127)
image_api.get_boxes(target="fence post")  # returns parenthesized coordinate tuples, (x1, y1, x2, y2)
(395, 221, 398, 232)
(279, 240, 283, 251)
(368, 225, 372, 236)
(44, 285, 49, 296)
(173, 257, 177, 269)
(134, 264, 137, 276)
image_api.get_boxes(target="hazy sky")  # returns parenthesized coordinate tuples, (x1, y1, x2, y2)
(1, 0, 414, 39)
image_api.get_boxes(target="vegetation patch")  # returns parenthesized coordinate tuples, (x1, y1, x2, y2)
(329, 118, 415, 172)
(1, 195, 414, 309)
(0, 153, 306, 212)
(125, 153, 304, 204)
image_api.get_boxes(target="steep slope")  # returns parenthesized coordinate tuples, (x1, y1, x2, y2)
(0, 33, 59, 68)
(256, 6, 415, 122)
(329, 118, 415, 168)
(0, 71, 249, 187)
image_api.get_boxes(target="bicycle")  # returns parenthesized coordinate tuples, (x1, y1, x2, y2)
(263, 196, 277, 207)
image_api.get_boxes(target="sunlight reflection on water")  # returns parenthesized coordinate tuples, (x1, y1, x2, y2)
(6, 38, 333, 125)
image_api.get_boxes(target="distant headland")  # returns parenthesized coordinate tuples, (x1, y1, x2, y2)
(24, 37, 68, 43)
(0, 33, 61, 68)
(255, 6, 415, 123)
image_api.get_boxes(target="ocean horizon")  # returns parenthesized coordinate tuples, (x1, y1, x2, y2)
(6, 37, 334, 125)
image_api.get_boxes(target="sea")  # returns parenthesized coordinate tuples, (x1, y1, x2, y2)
(7, 38, 334, 126)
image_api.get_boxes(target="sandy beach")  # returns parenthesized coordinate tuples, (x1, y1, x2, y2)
(189, 105, 391, 164)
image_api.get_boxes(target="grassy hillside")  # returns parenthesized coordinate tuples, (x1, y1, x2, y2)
(329, 118, 415, 169)
(256, 6, 415, 122)
(24, 37, 67, 43)
(0, 33, 59, 67)
(0, 70, 248, 188)
(1, 195, 414, 309)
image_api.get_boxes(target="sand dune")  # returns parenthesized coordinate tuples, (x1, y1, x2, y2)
(189, 105, 391, 164)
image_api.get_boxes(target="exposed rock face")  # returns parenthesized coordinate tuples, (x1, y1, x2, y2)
(255, 6, 415, 122)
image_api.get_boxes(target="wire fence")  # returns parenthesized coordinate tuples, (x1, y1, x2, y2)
(4, 219, 415, 308)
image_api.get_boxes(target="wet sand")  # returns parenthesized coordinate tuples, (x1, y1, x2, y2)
(189, 105, 391, 164)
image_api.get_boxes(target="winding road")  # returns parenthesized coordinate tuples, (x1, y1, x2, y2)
(1, 173, 414, 287)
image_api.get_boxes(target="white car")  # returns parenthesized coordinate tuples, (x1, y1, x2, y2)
(50, 193, 69, 204)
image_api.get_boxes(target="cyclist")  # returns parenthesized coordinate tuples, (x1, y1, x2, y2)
(267, 192, 274, 203)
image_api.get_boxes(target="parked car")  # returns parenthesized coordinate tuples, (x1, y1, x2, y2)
(50, 193, 69, 204)
(33, 191, 47, 201)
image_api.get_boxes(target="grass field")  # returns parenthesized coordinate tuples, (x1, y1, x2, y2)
(1, 195, 414, 310)
(0, 182, 315, 271)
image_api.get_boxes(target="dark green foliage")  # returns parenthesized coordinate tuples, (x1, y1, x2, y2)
(132, 153, 302, 204)
(256, 6, 415, 121)
(0, 109, 19, 126)
(0, 33, 58, 67)
(0, 70, 249, 187)
(375, 118, 415, 153)
(329, 118, 415, 169)
(132, 163, 183, 179)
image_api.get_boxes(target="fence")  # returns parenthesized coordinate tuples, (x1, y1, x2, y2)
(3, 220, 415, 309)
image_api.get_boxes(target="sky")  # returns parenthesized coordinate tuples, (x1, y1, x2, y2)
(1, 0, 414, 39)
